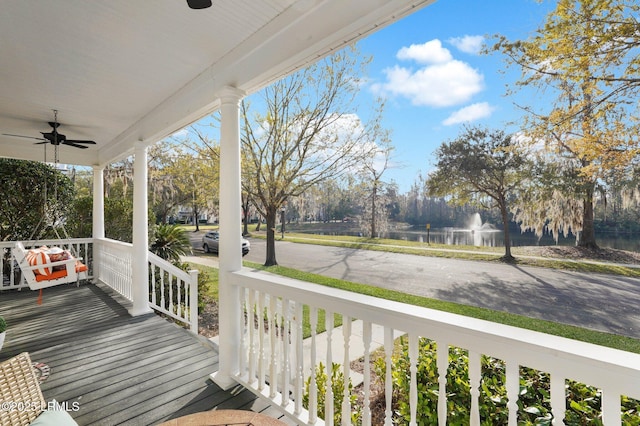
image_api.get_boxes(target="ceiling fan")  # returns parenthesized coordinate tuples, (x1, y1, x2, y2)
(2, 110, 96, 149)
(186, 0, 212, 9)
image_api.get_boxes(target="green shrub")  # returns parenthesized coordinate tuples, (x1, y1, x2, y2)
(0, 316, 6, 333)
(303, 362, 361, 425)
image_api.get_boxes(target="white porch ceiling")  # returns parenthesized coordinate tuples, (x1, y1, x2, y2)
(0, 0, 434, 167)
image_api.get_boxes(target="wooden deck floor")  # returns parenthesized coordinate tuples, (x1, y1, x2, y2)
(0, 283, 297, 425)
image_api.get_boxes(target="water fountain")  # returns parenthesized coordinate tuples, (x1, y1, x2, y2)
(443, 213, 500, 247)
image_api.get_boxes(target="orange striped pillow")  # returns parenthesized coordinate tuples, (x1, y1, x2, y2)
(28, 251, 51, 276)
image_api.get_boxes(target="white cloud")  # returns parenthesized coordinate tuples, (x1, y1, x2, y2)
(170, 128, 189, 138)
(442, 102, 495, 125)
(380, 61, 483, 107)
(372, 39, 484, 108)
(397, 40, 452, 64)
(448, 35, 485, 55)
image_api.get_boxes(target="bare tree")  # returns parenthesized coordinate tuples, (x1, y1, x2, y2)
(357, 123, 394, 238)
(241, 46, 377, 266)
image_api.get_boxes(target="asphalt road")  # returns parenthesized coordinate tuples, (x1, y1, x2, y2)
(190, 232, 640, 340)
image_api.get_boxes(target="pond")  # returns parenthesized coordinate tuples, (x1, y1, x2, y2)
(383, 227, 640, 252)
(298, 225, 640, 252)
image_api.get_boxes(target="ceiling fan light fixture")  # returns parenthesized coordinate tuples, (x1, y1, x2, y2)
(187, 0, 212, 9)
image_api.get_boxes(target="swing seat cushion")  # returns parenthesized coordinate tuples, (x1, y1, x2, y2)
(34, 269, 68, 282)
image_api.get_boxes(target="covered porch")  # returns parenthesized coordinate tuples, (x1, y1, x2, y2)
(1, 1, 640, 425)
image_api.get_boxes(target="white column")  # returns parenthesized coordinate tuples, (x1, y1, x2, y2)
(212, 86, 245, 390)
(130, 142, 152, 316)
(92, 166, 105, 239)
(92, 166, 105, 283)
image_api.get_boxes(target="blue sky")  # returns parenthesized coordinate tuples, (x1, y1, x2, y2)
(355, 0, 558, 192)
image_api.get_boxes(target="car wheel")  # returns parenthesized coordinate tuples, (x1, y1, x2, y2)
(203, 244, 210, 253)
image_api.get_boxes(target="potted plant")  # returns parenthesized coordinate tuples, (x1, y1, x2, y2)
(0, 316, 6, 351)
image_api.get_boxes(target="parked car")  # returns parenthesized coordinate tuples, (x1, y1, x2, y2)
(202, 231, 250, 256)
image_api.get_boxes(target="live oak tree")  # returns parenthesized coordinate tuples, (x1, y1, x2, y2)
(426, 127, 527, 261)
(512, 148, 587, 244)
(241, 46, 377, 266)
(491, 0, 640, 248)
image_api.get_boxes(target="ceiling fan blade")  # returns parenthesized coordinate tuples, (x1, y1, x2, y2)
(65, 139, 96, 144)
(35, 141, 49, 145)
(2, 133, 45, 141)
(62, 141, 89, 149)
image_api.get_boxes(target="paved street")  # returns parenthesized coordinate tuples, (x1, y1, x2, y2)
(188, 232, 640, 339)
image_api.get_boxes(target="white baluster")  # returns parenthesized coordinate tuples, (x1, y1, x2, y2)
(506, 360, 519, 426)
(309, 307, 318, 424)
(248, 289, 257, 384)
(437, 340, 448, 426)
(150, 265, 156, 305)
(469, 350, 481, 426)
(239, 287, 248, 377)
(384, 327, 393, 426)
(409, 334, 418, 426)
(341, 316, 352, 426)
(258, 292, 266, 392)
(282, 298, 291, 408)
(326, 310, 334, 425)
(294, 301, 304, 416)
(159, 267, 165, 308)
(601, 388, 621, 425)
(269, 296, 278, 398)
(176, 276, 182, 318)
(168, 273, 174, 314)
(550, 374, 565, 425)
(362, 321, 372, 426)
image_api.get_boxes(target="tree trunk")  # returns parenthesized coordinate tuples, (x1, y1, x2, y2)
(499, 199, 514, 261)
(370, 184, 377, 238)
(193, 206, 200, 232)
(265, 207, 278, 266)
(241, 194, 250, 236)
(578, 184, 598, 249)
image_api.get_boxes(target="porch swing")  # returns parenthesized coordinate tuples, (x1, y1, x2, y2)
(13, 111, 89, 300)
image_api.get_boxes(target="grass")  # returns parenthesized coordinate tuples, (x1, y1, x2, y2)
(187, 259, 640, 354)
(178, 224, 219, 233)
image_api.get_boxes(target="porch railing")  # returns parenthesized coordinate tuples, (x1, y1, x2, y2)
(229, 268, 640, 426)
(148, 251, 199, 334)
(94, 238, 198, 333)
(94, 237, 133, 300)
